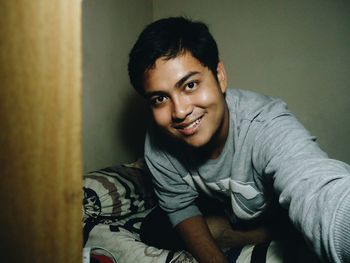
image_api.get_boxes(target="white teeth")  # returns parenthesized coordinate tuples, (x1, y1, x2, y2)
(185, 118, 201, 129)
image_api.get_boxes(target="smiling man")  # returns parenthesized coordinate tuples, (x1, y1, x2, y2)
(144, 52, 229, 157)
(128, 17, 350, 263)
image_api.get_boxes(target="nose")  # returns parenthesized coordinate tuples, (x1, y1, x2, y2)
(171, 94, 193, 122)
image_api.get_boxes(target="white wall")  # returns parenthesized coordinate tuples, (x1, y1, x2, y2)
(83, 0, 151, 171)
(153, 0, 350, 163)
(83, 1, 350, 171)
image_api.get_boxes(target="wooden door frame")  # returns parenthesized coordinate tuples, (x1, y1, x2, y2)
(0, 1, 83, 262)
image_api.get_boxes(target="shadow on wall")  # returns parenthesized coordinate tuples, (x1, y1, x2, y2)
(118, 90, 150, 160)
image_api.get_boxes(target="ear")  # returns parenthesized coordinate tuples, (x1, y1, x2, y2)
(216, 61, 228, 93)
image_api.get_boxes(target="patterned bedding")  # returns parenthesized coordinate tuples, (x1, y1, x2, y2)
(83, 159, 196, 262)
(82, 159, 318, 263)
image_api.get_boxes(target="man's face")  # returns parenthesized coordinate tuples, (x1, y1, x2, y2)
(144, 52, 229, 157)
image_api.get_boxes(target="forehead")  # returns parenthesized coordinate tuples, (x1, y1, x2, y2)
(144, 52, 207, 91)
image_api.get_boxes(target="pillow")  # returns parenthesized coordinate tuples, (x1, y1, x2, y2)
(85, 208, 198, 263)
(83, 158, 156, 223)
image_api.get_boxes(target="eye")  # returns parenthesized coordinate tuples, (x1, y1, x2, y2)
(184, 81, 198, 91)
(151, 95, 168, 106)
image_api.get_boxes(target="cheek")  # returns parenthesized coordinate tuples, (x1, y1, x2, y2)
(152, 108, 171, 127)
(197, 92, 212, 105)
(195, 86, 222, 106)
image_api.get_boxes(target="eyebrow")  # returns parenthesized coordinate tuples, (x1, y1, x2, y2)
(144, 90, 165, 100)
(145, 71, 200, 99)
(175, 71, 200, 88)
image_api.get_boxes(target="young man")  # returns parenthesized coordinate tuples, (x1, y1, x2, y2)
(128, 17, 350, 263)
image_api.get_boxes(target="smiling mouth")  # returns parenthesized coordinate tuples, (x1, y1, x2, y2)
(175, 116, 203, 136)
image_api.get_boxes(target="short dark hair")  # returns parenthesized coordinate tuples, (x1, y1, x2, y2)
(128, 17, 219, 95)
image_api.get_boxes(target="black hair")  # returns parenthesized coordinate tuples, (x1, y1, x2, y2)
(128, 17, 219, 95)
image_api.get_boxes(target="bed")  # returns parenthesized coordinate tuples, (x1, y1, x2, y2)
(82, 159, 318, 263)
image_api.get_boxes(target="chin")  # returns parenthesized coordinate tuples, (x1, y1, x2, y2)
(166, 130, 212, 148)
(183, 136, 211, 149)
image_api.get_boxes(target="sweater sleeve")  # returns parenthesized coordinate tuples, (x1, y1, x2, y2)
(252, 102, 350, 263)
(144, 132, 201, 227)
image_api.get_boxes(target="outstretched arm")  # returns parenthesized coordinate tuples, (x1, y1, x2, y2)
(253, 109, 350, 262)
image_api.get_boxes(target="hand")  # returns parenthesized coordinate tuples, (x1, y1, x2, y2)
(205, 216, 273, 249)
(176, 215, 229, 263)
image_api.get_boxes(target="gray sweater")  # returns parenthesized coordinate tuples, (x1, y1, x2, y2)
(145, 88, 350, 263)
